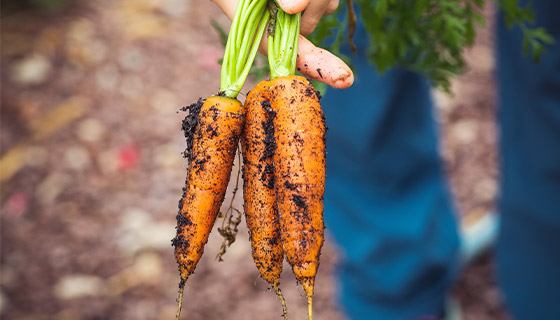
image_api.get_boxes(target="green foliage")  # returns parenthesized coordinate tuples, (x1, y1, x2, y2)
(267, 6, 301, 79)
(219, 0, 270, 98)
(498, 0, 555, 62)
(309, 0, 554, 92)
(210, 25, 270, 85)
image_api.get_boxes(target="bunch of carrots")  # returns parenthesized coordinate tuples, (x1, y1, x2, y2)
(172, 1, 344, 319)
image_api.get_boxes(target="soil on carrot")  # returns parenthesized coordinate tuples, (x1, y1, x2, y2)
(181, 98, 205, 160)
(305, 86, 322, 101)
(291, 194, 308, 210)
(1, 2, 506, 320)
(260, 163, 275, 189)
(260, 100, 277, 159)
(259, 99, 277, 192)
(284, 181, 297, 191)
(172, 179, 191, 267)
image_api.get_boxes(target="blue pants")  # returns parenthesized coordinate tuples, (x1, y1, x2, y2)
(321, 1, 560, 319)
(496, 1, 560, 319)
(322, 21, 460, 320)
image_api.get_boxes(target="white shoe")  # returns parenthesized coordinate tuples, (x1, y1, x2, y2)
(459, 211, 500, 265)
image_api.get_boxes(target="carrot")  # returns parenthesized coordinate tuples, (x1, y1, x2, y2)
(172, 96, 244, 319)
(266, 7, 326, 319)
(173, 95, 244, 281)
(269, 75, 325, 320)
(241, 80, 289, 318)
(172, 1, 270, 319)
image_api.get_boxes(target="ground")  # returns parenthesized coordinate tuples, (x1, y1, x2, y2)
(1, 1, 508, 319)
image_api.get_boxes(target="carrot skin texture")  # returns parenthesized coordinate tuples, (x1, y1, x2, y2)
(173, 96, 244, 282)
(241, 80, 285, 286)
(269, 75, 326, 299)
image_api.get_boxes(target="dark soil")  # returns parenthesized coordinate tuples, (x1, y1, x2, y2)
(181, 98, 205, 160)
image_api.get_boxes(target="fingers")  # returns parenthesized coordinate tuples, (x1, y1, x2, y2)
(276, 0, 310, 14)
(211, 0, 237, 20)
(296, 35, 354, 89)
(276, 0, 338, 16)
(300, 0, 339, 36)
(324, 0, 339, 15)
(214, 0, 340, 33)
(211, 0, 353, 89)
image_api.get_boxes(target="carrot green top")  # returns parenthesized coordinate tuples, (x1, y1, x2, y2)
(220, 0, 270, 98)
(267, 2, 300, 80)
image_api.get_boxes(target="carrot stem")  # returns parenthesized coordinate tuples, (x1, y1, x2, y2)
(267, 3, 300, 79)
(220, 0, 270, 98)
(233, 9, 270, 94)
(236, 0, 264, 72)
(222, 0, 245, 87)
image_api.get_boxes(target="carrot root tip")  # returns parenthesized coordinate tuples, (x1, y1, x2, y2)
(307, 295, 313, 320)
(272, 283, 288, 320)
(176, 285, 185, 320)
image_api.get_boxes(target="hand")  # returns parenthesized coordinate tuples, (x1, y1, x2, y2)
(278, 0, 339, 35)
(211, 0, 353, 89)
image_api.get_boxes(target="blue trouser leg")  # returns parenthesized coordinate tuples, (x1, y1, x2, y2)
(321, 24, 460, 319)
(496, 1, 560, 319)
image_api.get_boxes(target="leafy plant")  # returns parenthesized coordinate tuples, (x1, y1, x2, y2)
(498, 0, 554, 62)
(308, 0, 554, 92)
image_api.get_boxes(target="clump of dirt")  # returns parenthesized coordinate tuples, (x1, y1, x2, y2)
(292, 194, 307, 210)
(259, 100, 277, 190)
(284, 181, 297, 190)
(304, 85, 321, 101)
(172, 178, 192, 252)
(181, 98, 205, 160)
(260, 100, 276, 161)
(260, 163, 275, 189)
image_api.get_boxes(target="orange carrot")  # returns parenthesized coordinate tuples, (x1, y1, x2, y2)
(171, 2, 269, 318)
(241, 80, 288, 317)
(173, 96, 243, 279)
(269, 75, 326, 319)
(264, 4, 327, 317)
(172, 95, 244, 319)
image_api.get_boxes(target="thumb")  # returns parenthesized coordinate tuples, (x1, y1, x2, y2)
(276, 0, 310, 14)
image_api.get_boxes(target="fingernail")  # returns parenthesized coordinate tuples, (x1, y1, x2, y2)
(276, 0, 309, 14)
(333, 74, 354, 89)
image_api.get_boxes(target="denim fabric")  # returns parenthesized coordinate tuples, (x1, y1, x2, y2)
(496, 1, 560, 319)
(321, 15, 460, 319)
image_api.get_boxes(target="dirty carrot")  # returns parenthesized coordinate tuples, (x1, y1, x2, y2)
(267, 6, 325, 320)
(269, 75, 325, 320)
(241, 80, 287, 318)
(173, 96, 244, 316)
(171, 1, 270, 319)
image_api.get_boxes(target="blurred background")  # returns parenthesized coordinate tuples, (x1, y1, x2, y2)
(2, 0, 505, 319)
